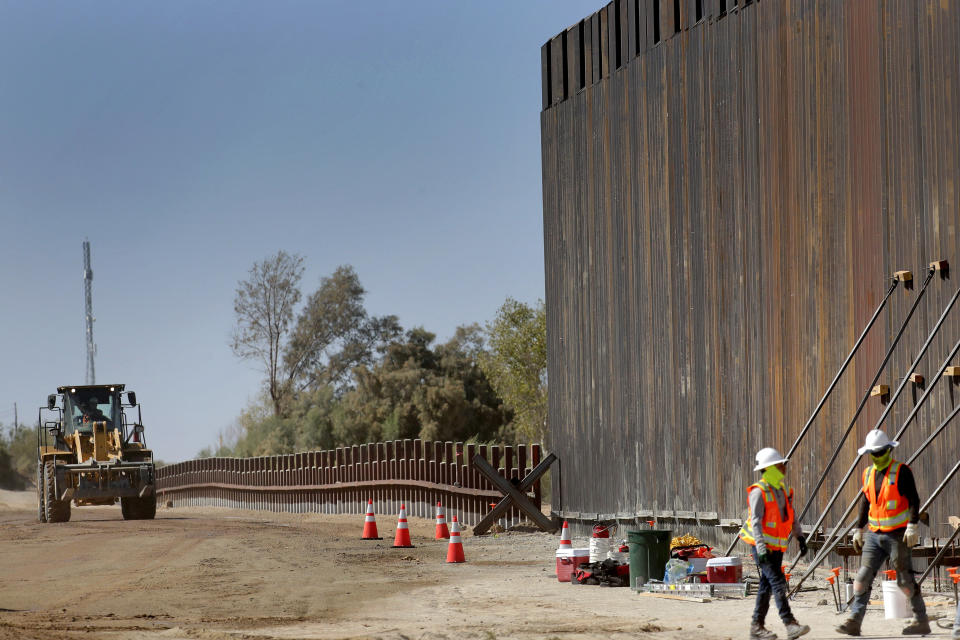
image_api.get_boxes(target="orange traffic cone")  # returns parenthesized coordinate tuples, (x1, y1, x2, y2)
(392, 504, 415, 548)
(557, 520, 572, 551)
(446, 516, 465, 563)
(435, 501, 450, 539)
(362, 499, 383, 540)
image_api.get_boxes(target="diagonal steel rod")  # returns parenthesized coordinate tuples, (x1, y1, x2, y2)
(918, 513, 960, 585)
(721, 277, 899, 556)
(840, 498, 960, 605)
(789, 324, 960, 584)
(793, 404, 960, 597)
(789, 354, 960, 595)
(917, 455, 960, 514)
(790, 268, 938, 554)
(905, 401, 960, 465)
(787, 275, 959, 582)
(786, 277, 901, 460)
(793, 376, 960, 590)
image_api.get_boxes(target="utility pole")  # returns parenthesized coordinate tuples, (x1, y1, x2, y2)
(13, 402, 16, 435)
(83, 240, 96, 385)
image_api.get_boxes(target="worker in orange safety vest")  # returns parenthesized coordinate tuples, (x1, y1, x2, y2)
(739, 447, 810, 640)
(836, 429, 929, 636)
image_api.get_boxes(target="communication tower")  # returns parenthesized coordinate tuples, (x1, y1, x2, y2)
(83, 240, 96, 385)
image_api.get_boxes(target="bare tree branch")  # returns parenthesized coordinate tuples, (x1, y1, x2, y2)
(231, 251, 304, 416)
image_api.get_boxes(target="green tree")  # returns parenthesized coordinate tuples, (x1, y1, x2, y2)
(0, 422, 36, 490)
(231, 257, 397, 418)
(0, 446, 22, 490)
(337, 326, 510, 445)
(283, 265, 401, 397)
(479, 298, 548, 444)
(220, 270, 523, 455)
(428, 324, 515, 442)
(289, 386, 340, 450)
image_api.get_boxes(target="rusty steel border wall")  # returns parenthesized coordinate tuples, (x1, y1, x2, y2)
(156, 441, 543, 528)
(541, 0, 960, 546)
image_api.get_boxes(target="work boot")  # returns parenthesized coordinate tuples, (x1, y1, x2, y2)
(835, 617, 862, 636)
(784, 619, 810, 640)
(901, 618, 930, 635)
(749, 622, 778, 640)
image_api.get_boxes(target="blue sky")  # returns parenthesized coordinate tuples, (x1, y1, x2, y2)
(0, 1, 599, 461)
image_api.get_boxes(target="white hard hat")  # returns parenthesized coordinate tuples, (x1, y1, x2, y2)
(857, 429, 899, 455)
(754, 447, 789, 471)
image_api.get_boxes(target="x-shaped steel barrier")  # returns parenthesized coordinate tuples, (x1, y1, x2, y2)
(472, 453, 557, 535)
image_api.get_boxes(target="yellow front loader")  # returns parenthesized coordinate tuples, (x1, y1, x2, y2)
(37, 384, 156, 522)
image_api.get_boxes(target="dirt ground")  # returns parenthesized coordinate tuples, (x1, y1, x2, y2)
(0, 490, 956, 640)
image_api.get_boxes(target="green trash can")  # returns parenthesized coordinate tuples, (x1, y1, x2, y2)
(627, 529, 671, 590)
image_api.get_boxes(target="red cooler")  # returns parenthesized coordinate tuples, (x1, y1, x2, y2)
(706, 556, 743, 583)
(556, 548, 590, 582)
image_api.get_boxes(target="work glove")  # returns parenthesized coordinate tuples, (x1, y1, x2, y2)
(851, 528, 864, 553)
(756, 544, 771, 566)
(797, 536, 808, 558)
(904, 522, 920, 548)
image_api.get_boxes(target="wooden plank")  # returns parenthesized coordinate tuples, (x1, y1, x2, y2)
(636, 592, 711, 603)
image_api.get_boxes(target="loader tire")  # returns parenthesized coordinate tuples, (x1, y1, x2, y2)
(43, 461, 70, 523)
(37, 463, 46, 523)
(121, 495, 156, 520)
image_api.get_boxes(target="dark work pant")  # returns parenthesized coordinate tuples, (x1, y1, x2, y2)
(849, 529, 927, 623)
(750, 547, 794, 626)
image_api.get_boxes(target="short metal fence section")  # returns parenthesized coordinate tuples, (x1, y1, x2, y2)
(156, 441, 545, 528)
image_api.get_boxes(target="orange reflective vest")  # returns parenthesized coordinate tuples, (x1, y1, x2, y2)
(862, 461, 910, 532)
(739, 481, 795, 552)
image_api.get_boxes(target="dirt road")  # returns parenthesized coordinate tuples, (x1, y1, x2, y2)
(0, 490, 955, 639)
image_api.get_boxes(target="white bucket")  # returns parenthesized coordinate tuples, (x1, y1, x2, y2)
(882, 580, 909, 619)
(589, 535, 611, 563)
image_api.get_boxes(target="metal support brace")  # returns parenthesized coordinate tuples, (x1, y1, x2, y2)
(472, 453, 557, 535)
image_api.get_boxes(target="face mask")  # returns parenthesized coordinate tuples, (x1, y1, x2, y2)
(871, 449, 892, 470)
(762, 465, 785, 489)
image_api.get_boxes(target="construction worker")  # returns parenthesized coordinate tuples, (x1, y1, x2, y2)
(836, 429, 929, 636)
(80, 397, 108, 423)
(739, 447, 810, 640)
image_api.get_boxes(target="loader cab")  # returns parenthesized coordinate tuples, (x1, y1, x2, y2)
(63, 387, 121, 435)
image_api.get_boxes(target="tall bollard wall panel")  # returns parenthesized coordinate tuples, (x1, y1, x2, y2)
(156, 441, 544, 528)
(542, 0, 960, 541)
